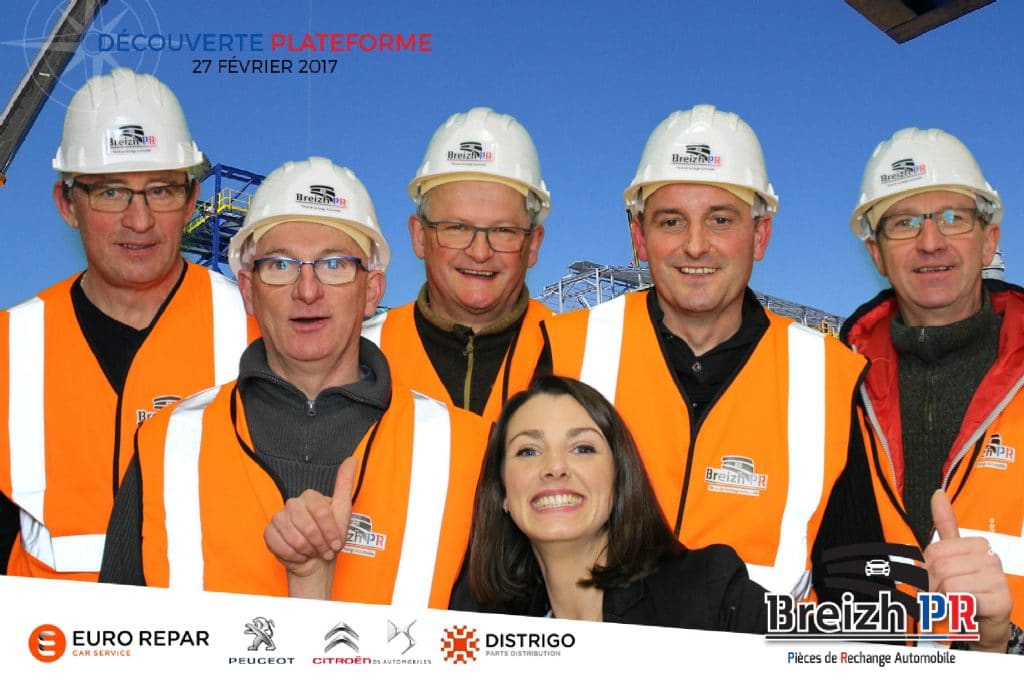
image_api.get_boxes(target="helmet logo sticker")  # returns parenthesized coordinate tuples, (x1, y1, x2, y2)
(880, 158, 927, 186)
(671, 144, 722, 169)
(106, 124, 157, 154)
(446, 140, 494, 165)
(295, 184, 347, 209)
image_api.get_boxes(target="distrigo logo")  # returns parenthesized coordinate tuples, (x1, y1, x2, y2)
(296, 184, 347, 208)
(704, 455, 768, 496)
(441, 625, 479, 664)
(765, 591, 980, 643)
(29, 624, 67, 663)
(672, 143, 722, 167)
(447, 141, 494, 164)
(880, 158, 927, 185)
(483, 631, 575, 658)
(108, 125, 157, 152)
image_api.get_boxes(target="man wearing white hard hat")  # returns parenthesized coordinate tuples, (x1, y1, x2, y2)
(823, 127, 1021, 651)
(363, 107, 550, 421)
(0, 69, 254, 580)
(100, 157, 488, 607)
(540, 106, 867, 599)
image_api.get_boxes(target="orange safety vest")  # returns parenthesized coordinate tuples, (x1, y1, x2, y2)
(363, 299, 550, 421)
(846, 284, 1024, 630)
(135, 382, 488, 609)
(0, 264, 257, 580)
(543, 290, 866, 596)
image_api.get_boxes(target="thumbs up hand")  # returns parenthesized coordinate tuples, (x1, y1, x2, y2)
(924, 490, 1012, 652)
(263, 457, 358, 599)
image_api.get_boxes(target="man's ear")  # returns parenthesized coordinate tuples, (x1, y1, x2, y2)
(53, 181, 79, 229)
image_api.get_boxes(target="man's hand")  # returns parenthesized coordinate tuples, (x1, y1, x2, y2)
(925, 489, 1012, 653)
(263, 458, 357, 598)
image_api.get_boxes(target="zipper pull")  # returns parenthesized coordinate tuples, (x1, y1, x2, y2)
(306, 399, 316, 417)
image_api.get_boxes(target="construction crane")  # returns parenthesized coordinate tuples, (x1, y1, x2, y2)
(0, 0, 108, 188)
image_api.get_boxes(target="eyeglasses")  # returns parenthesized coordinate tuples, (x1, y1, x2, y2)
(877, 207, 982, 240)
(419, 216, 534, 253)
(72, 181, 192, 212)
(252, 255, 366, 286)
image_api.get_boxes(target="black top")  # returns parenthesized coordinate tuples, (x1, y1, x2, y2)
(451, 545, 767, 634)
(649, 288, 769, 422)
(414, 284, 529, 415)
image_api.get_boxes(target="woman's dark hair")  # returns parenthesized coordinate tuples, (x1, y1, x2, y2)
(468, 374, 682, 606)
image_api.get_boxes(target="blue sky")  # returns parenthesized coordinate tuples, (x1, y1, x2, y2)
(1, 0, 1020, 318)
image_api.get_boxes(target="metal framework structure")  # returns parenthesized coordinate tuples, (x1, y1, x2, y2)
(180, 164, 265, 275)
(0, 0, 107, 187)
(540, 259, 843, 334)
(538, 261, 653, 312)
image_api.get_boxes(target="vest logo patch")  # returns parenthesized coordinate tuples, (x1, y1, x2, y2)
(978, 433, 1016, 470)
(343, 513, 387, 557)
(704, 455, 768, 496)
(135, 395, 181, 423)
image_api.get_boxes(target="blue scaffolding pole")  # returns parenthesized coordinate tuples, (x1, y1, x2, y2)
(181, 164, 265, 277)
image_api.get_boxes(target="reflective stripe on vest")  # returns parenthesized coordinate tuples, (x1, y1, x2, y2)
(164, 385, 222, 590)
(940, 529, 1024, 578)
(361, 311, 387, 347)
(161, 388, 453, 607)
(392, 392, 451, 609)
(8, 297, 106, 572)
(577, 304, 826, 597)
(209, 272, 250, 385)
(745, 323, 826, 598)
(579, 296, 627, 403)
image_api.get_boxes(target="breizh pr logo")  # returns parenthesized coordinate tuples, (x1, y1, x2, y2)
(772, 542, 980, 643)
(107, 124, 157, 153)
(671, 143, 722, 167)
(446, 140, 493, 163)
(704, 455, 768, 496)
(880, 158, 927, 184)
(979, 433, 1016, 470)
(296, 184, 346, 207)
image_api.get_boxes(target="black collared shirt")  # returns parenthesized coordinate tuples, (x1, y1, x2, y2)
(649, 288, 769, 423)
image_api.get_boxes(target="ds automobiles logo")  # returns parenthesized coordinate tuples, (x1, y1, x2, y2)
(29, 624, 67, 663)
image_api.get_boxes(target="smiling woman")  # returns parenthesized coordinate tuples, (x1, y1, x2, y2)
(454, 375, 767, 632)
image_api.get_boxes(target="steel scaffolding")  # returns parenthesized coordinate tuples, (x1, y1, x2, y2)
(180, 164, 265, 276)
(539, 259, 843, 335)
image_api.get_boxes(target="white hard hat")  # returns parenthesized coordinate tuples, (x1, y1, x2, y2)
(228, 156, 390, 274)
(408, 107, 551, 222)
(53, 68, 205, 177)
(624, 105, 778, 217)
(850, 127, 1003, 239)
